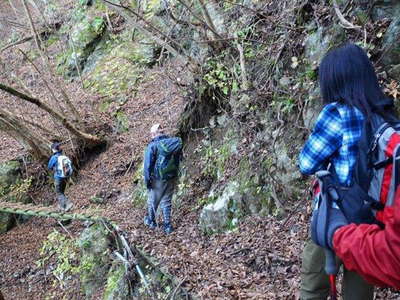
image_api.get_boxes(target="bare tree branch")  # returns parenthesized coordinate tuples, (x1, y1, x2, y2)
(0, 108, 49, 159)
(102, 0, 200, 71)
(197, 0, 223, 40)
(21, 0, 82, 122)
(0, 36, 34, 53)
(0, 83, 102, 145)
(236, 41, 250, 90)
(175, 0, 223, 40)
(17, 48, 61, 110)
(332, 0, 361, 30)
(21, 0, 42, 50)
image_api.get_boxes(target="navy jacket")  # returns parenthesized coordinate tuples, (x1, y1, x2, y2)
(143, 135, 181, 184)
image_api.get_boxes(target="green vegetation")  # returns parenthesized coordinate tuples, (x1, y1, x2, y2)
(0, 176, 32, 203)
(131, 164, 148, 208)
(203, 59, 232, 95)
(103, 264, 126, 299)
(37, 230, 80, 287)
(201, 141, 231, 179)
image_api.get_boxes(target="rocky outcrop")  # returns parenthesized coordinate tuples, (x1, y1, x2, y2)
(304, 24, 345, 67)
(78, 224, 112, 298)
(103, 263, 130, 300)
(0, 160, 30, 234)
(382, 16, 400, 70)
(370, 1, 400, 21)
(57, 7, 105, 77)
(199, 181, 240, 234)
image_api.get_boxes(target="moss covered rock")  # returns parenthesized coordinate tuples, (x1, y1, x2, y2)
(131, 163, 147, 208)
(84, 37, 153, 97)
(0, 160, 30, 234)
(103, 263, 130, 300)
(58, 11, 105, 77)
(199, 181, 240, 234)
(78, 223, 111, 298)
(0, 160, 21, 190)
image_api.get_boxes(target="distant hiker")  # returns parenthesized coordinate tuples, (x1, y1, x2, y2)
(298, 43, 397, 300)
(143, 124, 182, 234)
(48, 142, 74, 212)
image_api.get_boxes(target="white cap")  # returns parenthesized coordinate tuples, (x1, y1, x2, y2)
(150, 123, 160, 134)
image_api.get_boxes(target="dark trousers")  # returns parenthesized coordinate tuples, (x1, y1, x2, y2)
(54, 178, 68, 209)
(147, 179, 176, 225)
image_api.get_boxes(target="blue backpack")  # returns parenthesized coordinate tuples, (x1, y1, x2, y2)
(155, 137, 182, 180)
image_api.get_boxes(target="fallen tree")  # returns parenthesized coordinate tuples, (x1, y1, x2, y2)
(0, 82, 104, 160)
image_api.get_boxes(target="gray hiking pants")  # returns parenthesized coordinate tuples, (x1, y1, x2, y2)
(54, 178, 70, 209)
(147, 178, 176, 225)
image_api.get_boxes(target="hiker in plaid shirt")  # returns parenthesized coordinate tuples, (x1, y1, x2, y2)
(299, 102, 364, 186)
(297, 43, 397, 300)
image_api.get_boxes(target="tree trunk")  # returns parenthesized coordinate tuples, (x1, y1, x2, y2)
(0, 83, 103, 146)
(0, 109, 49, 160)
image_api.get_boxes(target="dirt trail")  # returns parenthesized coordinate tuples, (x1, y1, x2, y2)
(0, 1, 399, 299)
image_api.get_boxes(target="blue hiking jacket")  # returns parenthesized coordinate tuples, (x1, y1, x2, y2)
(143, 135, 182, 185)
(48, 151, 64, 179)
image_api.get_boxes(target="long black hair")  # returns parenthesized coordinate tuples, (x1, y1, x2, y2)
(319, 43, 396, 120)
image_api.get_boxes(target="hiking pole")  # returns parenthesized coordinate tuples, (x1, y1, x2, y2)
(325, 186, 339, 300)
(324, 249, 338, 300)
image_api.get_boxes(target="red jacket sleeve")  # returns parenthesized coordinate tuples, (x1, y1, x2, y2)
(333, 203, 400, 289)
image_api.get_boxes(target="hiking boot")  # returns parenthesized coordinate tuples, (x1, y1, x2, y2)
(164, 223, 174, 234)
(64, 201, 73, 212)
(144, 216, 156, 229)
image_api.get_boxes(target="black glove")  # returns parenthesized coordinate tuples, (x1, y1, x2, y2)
(311, 196, 348, 249)
(146, 180, 152, 190)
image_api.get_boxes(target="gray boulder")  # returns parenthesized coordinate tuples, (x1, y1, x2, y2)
(199, 182, 240, 234)
(304, 25, 345, 67)
(382, 16, 400, 68)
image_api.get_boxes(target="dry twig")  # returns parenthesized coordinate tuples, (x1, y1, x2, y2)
(332, 0, 360, 30)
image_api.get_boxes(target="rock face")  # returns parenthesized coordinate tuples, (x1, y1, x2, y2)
(103, 263, 130, 300)
(199, 181, 240, 234)
(57, 9, 105, 77)
(0, 160, 21, 189)
(370, 1, 400, 20)
(304, 25, 345, 67)
(382, 16, 400, 68)
(0, 160, 30, 234)
(78, 224, 111, 298)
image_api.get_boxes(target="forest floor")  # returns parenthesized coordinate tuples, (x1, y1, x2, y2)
(1, 1, 400, 299)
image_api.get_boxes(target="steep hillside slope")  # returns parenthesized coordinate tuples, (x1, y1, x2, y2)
(0, 0, 400, 299)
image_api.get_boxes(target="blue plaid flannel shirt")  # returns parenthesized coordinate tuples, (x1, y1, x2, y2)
(299, 102, 364, 186)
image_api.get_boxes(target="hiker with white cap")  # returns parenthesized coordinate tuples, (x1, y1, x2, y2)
(143, 124, 183, 234)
